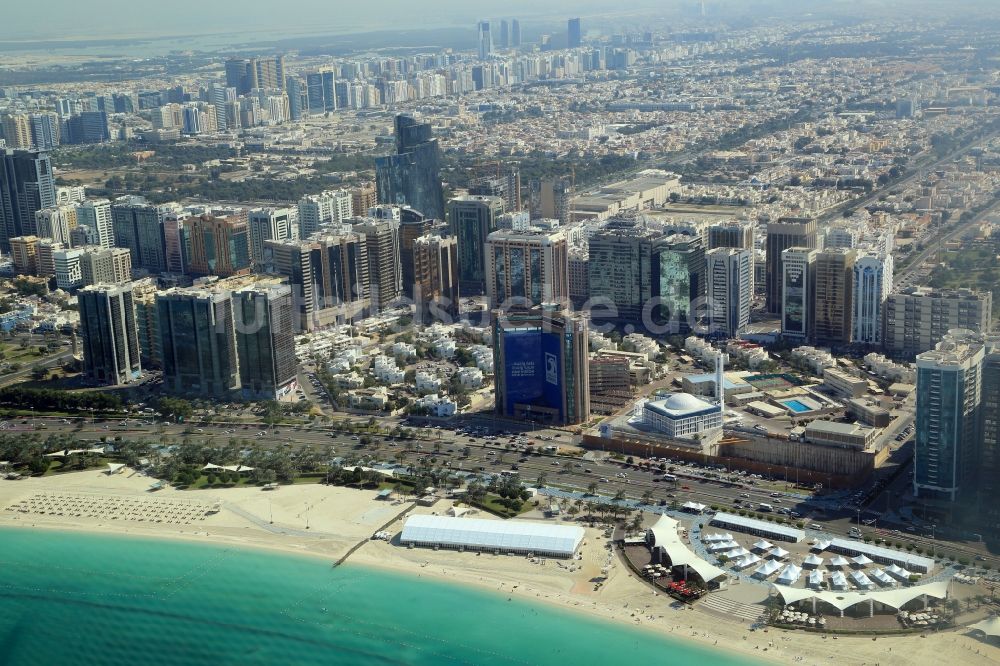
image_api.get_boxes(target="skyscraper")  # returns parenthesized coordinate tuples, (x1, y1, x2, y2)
(29, 113, 60, 150)
(587, 219, 660, 326)
(1, 114, 33, 149)
(706, 247, 753, 337)
(511, 19, 522, 47)
(531, 178, 572, 225)
(398, 210, 436, 297)
(781, 247, 816, 341)
(478, 21, 494, 60)
(298, 190, 352, 238)
(485, 228, 569, 310)
(353, 217, 402, 312)
(183, 214, 251, 278)
(656, 233, 706, 333)
(813, 248, 856, 346)
(75, 199, 114, 248)
(447, 194, 503, 295)
(77, 283, 142, 386)
(853, 253, 893, 346)
(156, 288, 240, 397)
(914, 329, 985, 508)
(884, 287, 993, 359)
(375, 114, 445, 220)
(248, 207, 297, 264)
(0, 149, 56, 251)
(499, 20, 510, 48)
(766, 217, 818, 315)
(568, 18, 582, 48)
(263, 233, 370, 331)
(225, 58, 256, 95)
(708, 221, 754, 250)
(80, 246, 132, 286)
(111, 197, 167, 273)
(34, 204, 77, 244)
(977, 340, 1000, 534)
(493, 305, 589, 426)
(413, 234, 459, 320)
(233, 284, 297, 400)
(9, 235, 39, 275)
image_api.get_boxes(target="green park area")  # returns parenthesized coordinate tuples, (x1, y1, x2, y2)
(929, 244, 1000, 321)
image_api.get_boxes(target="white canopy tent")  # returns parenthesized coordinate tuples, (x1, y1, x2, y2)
(752, 539, 774, 551)
(709, 540, 739, 553)
(734, 553, 762, 569)
(870, 569, 895, 586)
(726, 547, 751, 559)
(702, 533, 732, 543)
(812, 539, 832, 552)
(803, 553, 825, 567)
(885, 564, 913, 580)
(682, 501, 707, 513)
(777, 563, 803, 586)
(753, 560, 781, 578)
(850, 570, 876, 590)
(829, 555, 851, 568)
(851, 554, 874, 567)
(808, 569, 825, 588)
(768, 546, 790, 560)
(829, 571, 849, 589)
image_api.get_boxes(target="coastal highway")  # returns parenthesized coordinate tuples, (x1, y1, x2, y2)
(10, 414, 997, 565)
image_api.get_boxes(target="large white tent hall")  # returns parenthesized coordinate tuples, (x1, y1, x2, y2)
(400, 515, 584, 557)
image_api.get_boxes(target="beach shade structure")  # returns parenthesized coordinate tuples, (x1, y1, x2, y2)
(871, 569, 895, 586)
(753, 560, 781, 579)
(752, 539, 774, 552)
(808, 569, 825, 588)
(768, 546, 790, 560)
(970, 615, 1000, 640)
(885, 564, 913, 581)
(829, 571, 849, 590)
(803, 553, 825, 568)
(851, 554, 873, 567)
(850, 570, 876, 590)
(777, 563, 803, 586)
(812, 539, 832, 552)
(828, 555, 851, 568)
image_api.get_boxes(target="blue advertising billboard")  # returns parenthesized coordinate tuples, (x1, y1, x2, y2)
(503, 327, 543, 414)
(501, 325, 564, 421)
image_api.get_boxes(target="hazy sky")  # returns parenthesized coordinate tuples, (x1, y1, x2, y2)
(5, 0, 672, 41)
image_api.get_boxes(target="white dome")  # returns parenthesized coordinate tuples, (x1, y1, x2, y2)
(664, 393, 710, 412)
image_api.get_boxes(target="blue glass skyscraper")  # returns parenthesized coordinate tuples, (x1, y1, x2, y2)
(375, 114, 445, 220)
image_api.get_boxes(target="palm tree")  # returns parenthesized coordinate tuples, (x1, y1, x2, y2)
(641, 490, 653, 506)
(587, 481, 598, 496)
(536, 472, 548, 488)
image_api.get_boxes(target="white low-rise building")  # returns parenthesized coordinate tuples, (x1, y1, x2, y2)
(348, 387, 389, 411)
(864, 353, 916, 384)
(455, 366, 484, 389)
(468, 345, 494, 373)
(434, 338, 456, 359)
(372, 355, 405, 384)
(392, 342, 417, 360)
(790, 346, 836, 375)
(624, 333, 660, 360)
(415, 371, 442, 394)
(334, 373, 365, 389)
(685, 336, 717, 365)
(413, 393, 457, 417)
(589, 331, 617, 352)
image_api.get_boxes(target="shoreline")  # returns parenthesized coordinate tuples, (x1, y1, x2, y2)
(1, 472, 996, 666)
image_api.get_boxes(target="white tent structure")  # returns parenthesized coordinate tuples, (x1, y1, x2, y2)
(970, 615, 1000, 639)
(768, 546, 790, 560)
(702, 533, 732, 543)
(709, 540, 738, 553)
(885, 564, 913, 581)
(682, 501, 707, 513)
(850, 570, 876, 590)
(400, 515, 584, 557)
(829, 555, 851, 568)
(827, 538, 934, 573)
(646, 515, 727, 583)
(812, 539, 832, 552)
(726, 547, 751, 559)
(803, 553, 825, 567)
(808, 569, 825, 588)
(851, 554, 874, 567)
(733, 553, 762, 569)
(777, 563, 803, 586)
(772, 581, 950, 613)
(753, 560, 781, 578)
(870, 569, 895, 586)
(829, 571, 849, 589)
(752, 539, 774, 551)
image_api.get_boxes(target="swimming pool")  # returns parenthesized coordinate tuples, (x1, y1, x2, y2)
(781, 399, 811, 413)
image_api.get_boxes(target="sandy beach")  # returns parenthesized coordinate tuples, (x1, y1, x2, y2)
(1, 469, 996, 666)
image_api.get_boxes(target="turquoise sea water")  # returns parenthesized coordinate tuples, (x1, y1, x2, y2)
(0, 528, 754, 666)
